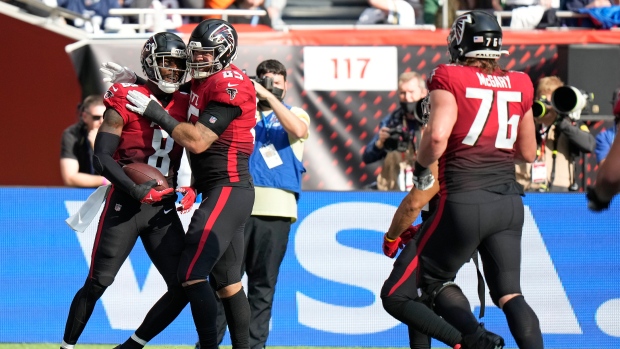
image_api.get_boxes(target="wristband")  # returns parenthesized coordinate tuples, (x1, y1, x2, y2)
(384, 233, 397, 242)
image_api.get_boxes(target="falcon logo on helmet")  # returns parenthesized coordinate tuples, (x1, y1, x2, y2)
(187, 19, 239, 79)
(451, 14, 472, 46)
(447, 10, 509, 63)
(209, 24, 236, 48)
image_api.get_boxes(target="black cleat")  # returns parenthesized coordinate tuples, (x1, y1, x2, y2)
(461, 324, 505, 349)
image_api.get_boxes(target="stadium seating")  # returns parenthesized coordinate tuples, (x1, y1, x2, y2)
(281, 0, 370, 25)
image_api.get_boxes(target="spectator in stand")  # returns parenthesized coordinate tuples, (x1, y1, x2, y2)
(201, 0, 235, 21)
(226, 0, 272, 26)
(564, 0, 611, 26)
(359, 0, 420, 25)
(265, 0, 286, 28)
(55, 0, 121, 32)
(595, 88, 620, 164)
(424, 0, 465, 28)
(60, 95, 109, 188)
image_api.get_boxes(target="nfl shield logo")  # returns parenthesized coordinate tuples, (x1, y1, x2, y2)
(115, 204, 122, 211)
(209, 116, 218, 124)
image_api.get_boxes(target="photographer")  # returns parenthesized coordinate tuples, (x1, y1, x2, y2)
(516, 76, 595, 192)
(222, 59, 309, 349)
(362, 71, 427, 191)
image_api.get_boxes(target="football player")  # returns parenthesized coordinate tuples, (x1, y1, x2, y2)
(60, 32, 197, 349)
(109, 19, 256, 349)
(410, 10, 541, 349)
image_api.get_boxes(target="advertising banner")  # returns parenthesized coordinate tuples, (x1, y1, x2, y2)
(0, 188, 619, 348)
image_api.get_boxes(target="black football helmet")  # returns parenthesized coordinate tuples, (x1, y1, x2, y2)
(187, 19, 238, 79)
(141, 32, 187, 93)
(447, 10, 509, 63)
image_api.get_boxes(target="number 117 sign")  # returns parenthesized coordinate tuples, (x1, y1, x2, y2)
(303, 46, 398, 91)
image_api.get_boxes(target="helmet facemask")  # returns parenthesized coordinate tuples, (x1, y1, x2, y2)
(146, 53, 187, 93)
(187, 45, 225, 79)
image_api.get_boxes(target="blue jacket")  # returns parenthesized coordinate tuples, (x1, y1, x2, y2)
(576, 6, 620, 29)
(362, 108, 424, 164)
(249, 106, 306, 198)
(595, 126, 616, 163)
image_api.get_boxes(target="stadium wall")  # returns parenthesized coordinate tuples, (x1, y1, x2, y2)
(0, 13, 82, 186)
(1, 19, 618, 189)
(0, 188, 619, 348)
(69, 34, 618, 191)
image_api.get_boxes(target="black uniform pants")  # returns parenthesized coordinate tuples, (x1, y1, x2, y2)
(418, 189, 525, 303)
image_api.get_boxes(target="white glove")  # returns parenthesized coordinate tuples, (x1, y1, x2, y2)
(100, 62, 137, 84)
(126, 90, 158, 115)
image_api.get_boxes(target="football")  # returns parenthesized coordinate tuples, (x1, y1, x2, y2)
(122, 163, 169, 190)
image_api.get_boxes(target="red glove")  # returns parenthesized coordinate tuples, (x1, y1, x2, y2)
(130, 179, 174, 204)
(140, 186, 174, 204)
(383, 234, 401, 258)
(176, 186, 197, 214)
(399, 224, 421, 249)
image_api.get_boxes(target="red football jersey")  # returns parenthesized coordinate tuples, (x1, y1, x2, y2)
(187, 64, 256, 192)
(427, 64, 534, 193)
(103, 83, 189, 189)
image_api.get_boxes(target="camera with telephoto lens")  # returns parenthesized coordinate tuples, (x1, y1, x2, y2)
(383, 125, 413, 152)
(532, 85, 594, 121)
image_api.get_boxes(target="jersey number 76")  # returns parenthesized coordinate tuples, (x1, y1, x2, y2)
(463, 88, 521, 149)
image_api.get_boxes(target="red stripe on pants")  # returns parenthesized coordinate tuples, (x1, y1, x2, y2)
(185, 186, 233, 280)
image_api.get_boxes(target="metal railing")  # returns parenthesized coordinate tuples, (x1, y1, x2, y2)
(107, 7, 267, 33)
(11, 0, 93, 25)
(455, 9, 588, 28)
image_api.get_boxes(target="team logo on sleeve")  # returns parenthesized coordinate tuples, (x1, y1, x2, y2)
(104, 90, 114, 99)
(226, 87, 238, 100)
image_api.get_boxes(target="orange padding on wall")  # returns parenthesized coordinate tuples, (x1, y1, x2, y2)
(178, 24, 620, 46)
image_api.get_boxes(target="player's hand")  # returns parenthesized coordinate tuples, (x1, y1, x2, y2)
(399, 224, 421, 249)
(176, 186, 197, 214)
(383, 233, 401, 258)
(586, 186, 611, 212)
(130, 179, 174, 204)
(100, 62, 137, 84)
(413, 161, 435, 190)
(126, 90, 160, 116)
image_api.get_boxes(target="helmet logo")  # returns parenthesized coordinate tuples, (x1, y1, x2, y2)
(450, 14, 473, 45)
(209, 24, 235, 48)
(143, 40, 156, 54)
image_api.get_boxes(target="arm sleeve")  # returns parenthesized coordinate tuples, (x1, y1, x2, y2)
(557, 119, 595, 153)
(93, 131, 136, 194)
(197, 101, 242, 136)
(60, 128, 78, 159)
(595, 131, 612, 163)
